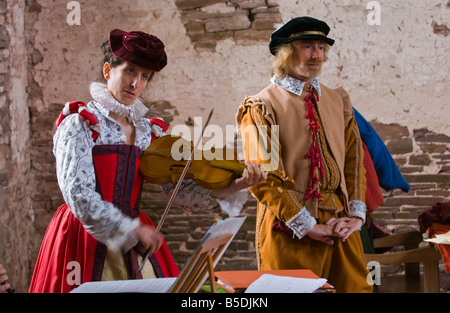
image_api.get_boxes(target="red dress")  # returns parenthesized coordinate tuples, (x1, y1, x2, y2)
(29, 104, 179, 293)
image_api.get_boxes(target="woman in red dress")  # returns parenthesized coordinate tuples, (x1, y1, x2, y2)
(29, 29, 264, 293)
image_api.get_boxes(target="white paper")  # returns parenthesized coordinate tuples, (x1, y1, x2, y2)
(244, 274, 328, 293)
(177, 216, 247, 292)
(70, 217, 246, 293)
(201, 216, 246, 244)
(70, 277, 177, 293)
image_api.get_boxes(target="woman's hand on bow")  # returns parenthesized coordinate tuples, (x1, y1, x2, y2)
(133, 224, 163, 254)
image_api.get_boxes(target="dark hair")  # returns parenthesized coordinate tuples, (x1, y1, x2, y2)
(100, 40, 155, 83)
(100, 40, 124, 78)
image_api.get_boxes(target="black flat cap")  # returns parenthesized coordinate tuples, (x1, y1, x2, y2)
(269, 16, 335, 55)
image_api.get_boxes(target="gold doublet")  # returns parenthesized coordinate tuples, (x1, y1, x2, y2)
(236, 80, 371, 292)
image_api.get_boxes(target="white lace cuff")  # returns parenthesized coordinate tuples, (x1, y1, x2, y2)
(214, 189, 249, 217)
(103, 218, 140, 252)
(348, 200, 367, 223)
(285, 207, 317, 240)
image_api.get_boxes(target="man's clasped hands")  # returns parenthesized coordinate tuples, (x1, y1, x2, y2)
(306, 217, 364, 245)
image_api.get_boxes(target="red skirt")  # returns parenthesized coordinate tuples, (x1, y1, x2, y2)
(28, 204, 179, 293)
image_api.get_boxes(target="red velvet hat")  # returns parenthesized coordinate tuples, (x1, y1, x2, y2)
(109, 29, 167, 71)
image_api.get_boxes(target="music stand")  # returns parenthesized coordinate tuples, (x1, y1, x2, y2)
(170, 233, 232, 293)
(70, 217, 245, 293)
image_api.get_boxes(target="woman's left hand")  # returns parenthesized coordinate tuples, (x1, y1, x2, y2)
(209, 162, 267, 199)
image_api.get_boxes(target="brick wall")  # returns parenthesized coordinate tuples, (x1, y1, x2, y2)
(367, 123, 449, 289)
(371, 123, 450, 234)
(176, 0, 281, 51)
(141, 184, 258, 271)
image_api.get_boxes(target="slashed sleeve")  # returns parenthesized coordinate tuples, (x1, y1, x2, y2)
(53, 114, 140, 251)
(236, 96, 316, 239)
(338, 87, 367, 222)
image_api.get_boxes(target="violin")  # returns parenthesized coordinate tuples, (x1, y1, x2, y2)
(139, 135, 295, 190)
(138, 111, 294, 273)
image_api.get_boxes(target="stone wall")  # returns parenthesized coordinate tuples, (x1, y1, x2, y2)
(373, 124, 450, 235)
(0, 0, 34, 292)
(0, 0, 448, 291)
(0, 0, 11, 286)
(366, 123, 449, 288)
(176, 0, 281, 51)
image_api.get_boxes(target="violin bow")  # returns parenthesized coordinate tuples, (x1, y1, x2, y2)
(139, 109, 214, 272)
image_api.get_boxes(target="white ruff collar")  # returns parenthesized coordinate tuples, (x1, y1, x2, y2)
(90, 82, 149, 123)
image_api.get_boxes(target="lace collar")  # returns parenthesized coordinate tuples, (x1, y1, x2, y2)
(89, 82, 149, 124)
(270, 75, 321, 96)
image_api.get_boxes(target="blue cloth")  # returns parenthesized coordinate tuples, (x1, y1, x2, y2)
(354, 108, 410, 192)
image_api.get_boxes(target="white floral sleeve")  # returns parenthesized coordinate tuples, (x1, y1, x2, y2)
(160, 180, 248, 216)
(53, 114, 139, 251)
(160, 180, 217, 212)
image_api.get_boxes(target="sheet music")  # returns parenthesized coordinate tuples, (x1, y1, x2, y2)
(245, 274, 328, 293)
(70, 217, 246, 293)
(70, 277, 177, 293)
(201, 216, 246, 244)
(192, 216, 246, 269)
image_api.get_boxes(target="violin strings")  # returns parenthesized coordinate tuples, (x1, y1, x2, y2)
(139, 109, 214, 272)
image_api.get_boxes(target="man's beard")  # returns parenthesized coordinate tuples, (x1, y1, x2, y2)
(291, 61, 322, 79)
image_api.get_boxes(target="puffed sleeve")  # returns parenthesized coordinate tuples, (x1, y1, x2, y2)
(336, 87, 367, 222)
(53, 114, 140, 251)
(236, 96, 316, 239)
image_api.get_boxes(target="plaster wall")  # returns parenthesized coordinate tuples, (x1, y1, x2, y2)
(31, 0, 449, 138)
